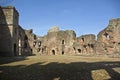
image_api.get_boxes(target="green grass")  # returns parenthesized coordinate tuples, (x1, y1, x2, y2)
(0, 55, 120, 80)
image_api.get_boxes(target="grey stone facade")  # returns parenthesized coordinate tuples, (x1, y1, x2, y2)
(0, 6, 120, 57)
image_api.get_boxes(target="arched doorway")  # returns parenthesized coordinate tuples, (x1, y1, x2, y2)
(78, 49, 81, 53)
(62, 51, 64, 55)
(52, 50, 55, 55)
(14, 43, 17, 56)
(62, 40, 65, 44)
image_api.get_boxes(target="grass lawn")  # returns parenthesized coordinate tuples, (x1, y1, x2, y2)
(0, 55, 120, 80)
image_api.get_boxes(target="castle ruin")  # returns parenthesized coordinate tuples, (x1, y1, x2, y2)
(0, 6, 120, 57)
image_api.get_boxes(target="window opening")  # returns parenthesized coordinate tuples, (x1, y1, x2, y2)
(82, 38, 84, 42)
(104, 33, 110, 40)
(25, 35, 28, 40)
(62, 40, 65, 44)
(37, 48, 41, 52)
(38, 41, 41, 47)
(14, 43, 17, 56)
(24, 42, 27, 48)
(33, 41, 36, 47)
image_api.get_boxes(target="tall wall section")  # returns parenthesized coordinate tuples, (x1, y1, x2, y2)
(0, 6, 19, 56)
(0, 6, 34, 56)
(96, 18, 120, 55)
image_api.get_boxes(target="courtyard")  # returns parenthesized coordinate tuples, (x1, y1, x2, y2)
(0, 55, 120, 80)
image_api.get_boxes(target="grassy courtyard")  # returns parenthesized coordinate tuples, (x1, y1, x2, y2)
(0, 55, 120, 80)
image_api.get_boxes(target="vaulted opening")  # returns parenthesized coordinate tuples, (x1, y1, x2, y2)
(88, 44, 94, 53)
(14, 43, 17, 56)
(62, 51, 64, 55)
(33, 41, 36, 47)
(78, 49, 81, 53)
(80, 38, 84, 44)
(88, 44, 94, 48)
(73, 47, 75, 50)
(83, 45, 87, 48)
(52, 50, 55, 55)
(82, 38, 84, 42)
(25, 35, 28, 40)
(24, 42, 27, 48)
(38, 41, 41, 47)
(37, 48, 41, 52)
(62, 40, 65, 44)
(91, 44, 94, 48)
(104, 33, 110, 40)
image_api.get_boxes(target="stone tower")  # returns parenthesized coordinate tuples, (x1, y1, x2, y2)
(0, 6, 19, 56)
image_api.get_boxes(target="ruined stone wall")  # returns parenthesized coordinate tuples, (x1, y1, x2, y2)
(96, 18, 120, 54)
(24, 29, 36, 55)
(0, 6, 12, 56)
(18, 26, 33, 56)
(34, 27, 76, 55)
(73, 34, 96, 55)
(57, 30, 76, 55)
(0, 6, 33, 56)
(1, 6, 120, 57)
(0, 6, 19, 56)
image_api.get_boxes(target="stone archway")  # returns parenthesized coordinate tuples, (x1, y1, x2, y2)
(52, 50, 55, 55)
(78, 49, 81, 53)
(62, 51, 64, 55)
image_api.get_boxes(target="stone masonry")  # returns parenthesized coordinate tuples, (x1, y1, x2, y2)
(0, 6, 34, 56)
(96, 19, 120, 55)
(0, 6, 120, 57)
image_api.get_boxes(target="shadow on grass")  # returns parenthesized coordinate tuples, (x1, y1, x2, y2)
(0, 61, 120, 80)
(0, 56, 28, 64)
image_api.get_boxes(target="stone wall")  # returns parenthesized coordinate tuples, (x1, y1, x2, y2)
(0, 6, 12, 56)
(96, 18, 120, 55)
(18, 26, 33, 56)
(24, 29, 36, 55)
(0, 6, 34, 56)
(27, 19, 120, 57)
(32, 27, 76, 55)
(73, 34, 96, 55)
(0, 6, 19, 56)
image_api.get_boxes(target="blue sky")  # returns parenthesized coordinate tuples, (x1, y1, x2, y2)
(1, 0, 120, 36)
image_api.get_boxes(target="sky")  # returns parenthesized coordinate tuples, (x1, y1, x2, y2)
(0, 0, 120, 37)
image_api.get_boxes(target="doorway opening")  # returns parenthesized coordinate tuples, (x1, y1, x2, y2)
(78, 49, 81, 53)
(62, 51, 64, 55)
(62, 40, 65, 44)
(14, 43, 17, 56)
(52, 50, 55, 55)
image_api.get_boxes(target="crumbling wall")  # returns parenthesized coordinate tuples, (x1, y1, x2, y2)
(73, 34, 96, 55)
(18, 26, 33, 56)
(24, 29, 36, 55)
(96, 18, 120, 54)
(36, 27, 76, 55)
(1, 6, 120, 57)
